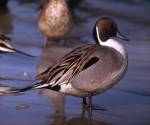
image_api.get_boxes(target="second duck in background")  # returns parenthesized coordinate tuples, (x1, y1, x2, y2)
(38, 0, 73, 45)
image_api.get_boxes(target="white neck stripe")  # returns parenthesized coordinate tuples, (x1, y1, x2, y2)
(96, 26, 101, 45)
(95, 26, 126, 58)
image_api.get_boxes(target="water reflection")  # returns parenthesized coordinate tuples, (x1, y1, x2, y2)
(41, 88, 107, 125)
(50, 111, 107, 125)
(15, 0, 39, 4)
(66, 117, 106, 125)
(40, 89, 65, 116)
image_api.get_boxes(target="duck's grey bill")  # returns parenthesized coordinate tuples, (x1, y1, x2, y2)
(117, 30, 130, 41)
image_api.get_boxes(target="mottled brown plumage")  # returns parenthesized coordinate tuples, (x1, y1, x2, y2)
(38, 0, 73, 42)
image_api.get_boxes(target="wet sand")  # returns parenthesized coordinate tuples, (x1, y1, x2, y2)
(0, 0, 150, 125)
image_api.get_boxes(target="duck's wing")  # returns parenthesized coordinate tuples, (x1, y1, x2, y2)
(71, 46, 126, 92)
(5, 45, 126, 94)
(7, 44, 99, 94)
(37, 44, 99, 87)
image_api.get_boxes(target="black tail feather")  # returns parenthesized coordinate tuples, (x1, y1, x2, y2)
(11, 48, 36, 58)
(0, 81, 61, 96)
(10, 85, 35, 93)
(7, 81, 46, 94)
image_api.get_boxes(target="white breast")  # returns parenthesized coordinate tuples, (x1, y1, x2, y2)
(101, 38, 127, 57)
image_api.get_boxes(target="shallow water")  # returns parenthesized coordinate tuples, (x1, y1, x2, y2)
(0, 0, 150, 125)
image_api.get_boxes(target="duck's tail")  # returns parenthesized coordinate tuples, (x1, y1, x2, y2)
(0, 81, 49, 95)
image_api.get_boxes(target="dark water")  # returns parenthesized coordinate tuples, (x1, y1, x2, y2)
(0, 0, 150, 125)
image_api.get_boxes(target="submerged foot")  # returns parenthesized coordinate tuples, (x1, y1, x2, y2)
(83, 103, 93, 111)
(83, 104, 106, 111)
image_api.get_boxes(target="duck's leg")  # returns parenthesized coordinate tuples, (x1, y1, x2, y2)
(82, 105, 92, 120)
(43, 37, 48, 47)
(83, 95, 106, 111)
(82, 97, 87, 105)
(87, 95, 93, 111)
(82, 95, 93, 111)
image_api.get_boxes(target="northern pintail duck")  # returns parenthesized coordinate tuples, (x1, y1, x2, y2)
(0, 34, 35, 57)
(9, 17, 129, 109)
(38, 0, 73, 43)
